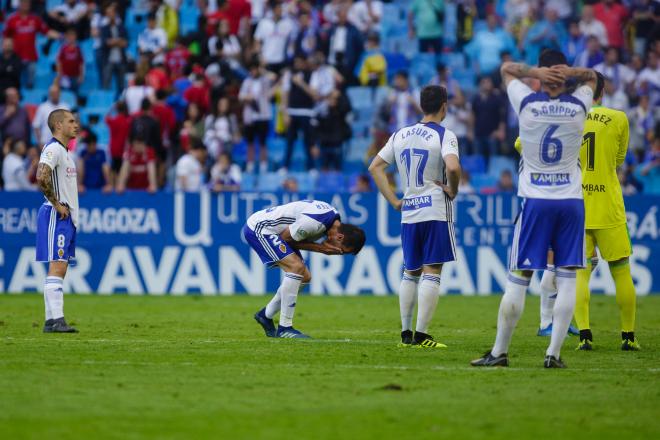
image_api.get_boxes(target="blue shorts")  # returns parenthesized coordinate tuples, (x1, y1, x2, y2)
(401, 220, 456, 271)
(509, 198, 585, 270)
(35, 204, 76, 263)
(242, 224, 302, 268)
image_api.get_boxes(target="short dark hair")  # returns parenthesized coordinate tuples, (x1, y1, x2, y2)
(47, 109, 71, 131)
(339, 223, 366, 255)
(140, 97, 151, 111)
(538, 49, 568, 67)
(419, 85, 448, 115)
(594, 71, 605, 101)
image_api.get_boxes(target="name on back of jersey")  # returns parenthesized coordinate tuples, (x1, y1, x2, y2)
(402, 195, 432, 211)
(530, 173, 571, 186)
(530, 104, 578, 118)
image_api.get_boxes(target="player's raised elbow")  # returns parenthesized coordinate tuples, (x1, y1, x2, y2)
(444, 154, 461, 175)
(368, 156, 385, 176)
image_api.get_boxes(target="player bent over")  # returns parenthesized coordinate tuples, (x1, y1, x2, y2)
(471, 50, 597, 368)
(35, 109, 80, 333)
(247, 200, 366, 338)
(369, 85, 461, 348)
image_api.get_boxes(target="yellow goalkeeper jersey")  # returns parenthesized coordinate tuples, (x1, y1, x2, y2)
(513, 105, 629, 229)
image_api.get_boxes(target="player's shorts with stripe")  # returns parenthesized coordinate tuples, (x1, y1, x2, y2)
(401, 220, 456, 271)
(242, 224, 302, 267)
(586, 224, 632, 262)
(35, 204, 76, 262)
(509, 198, 585, 270)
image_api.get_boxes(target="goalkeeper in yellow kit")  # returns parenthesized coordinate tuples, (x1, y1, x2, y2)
(514, 72, 639, 351)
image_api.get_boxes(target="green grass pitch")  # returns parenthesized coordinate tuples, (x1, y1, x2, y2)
(1, 294, 659, 440)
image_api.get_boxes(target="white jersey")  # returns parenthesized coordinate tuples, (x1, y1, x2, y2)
(247, 200, 340, 242)
(39, 138, 79, 227)
(378, 122, 459, 223)
(507, 79, 593, 200)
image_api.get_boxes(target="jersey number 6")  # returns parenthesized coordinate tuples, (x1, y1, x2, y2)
(540, 124, 563, 164)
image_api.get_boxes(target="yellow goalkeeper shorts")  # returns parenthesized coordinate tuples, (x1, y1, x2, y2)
(586, 224, 633, 262)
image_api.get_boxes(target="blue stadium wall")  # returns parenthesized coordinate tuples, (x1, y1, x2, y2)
(1, 192, 659, 295)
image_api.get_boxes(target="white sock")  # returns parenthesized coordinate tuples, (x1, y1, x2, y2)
(539, 266, 557, 328)
(547, 268, 577, 358)
(492, 273, 530, 356)
(399, 273, 419, 331)
(44, 276, 64, 320)
(415, 274, 441, 334)
(278, 272, 303, 327)
(265, 290, 281, 319)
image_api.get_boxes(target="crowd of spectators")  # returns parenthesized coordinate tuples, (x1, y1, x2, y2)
(0, 0, 658, 195)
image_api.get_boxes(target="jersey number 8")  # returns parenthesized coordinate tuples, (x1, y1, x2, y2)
(540, 124, 563, 164)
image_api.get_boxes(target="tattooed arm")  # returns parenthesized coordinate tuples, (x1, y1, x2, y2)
(36, 163, 69, 219)
(500, 62, 567, 88)
(555, 66, 598, 93)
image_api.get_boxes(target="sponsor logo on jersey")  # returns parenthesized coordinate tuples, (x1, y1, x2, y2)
(530, 173, 571, 186)
(401, 196, 432, 211)
(582, 184, 606, 193)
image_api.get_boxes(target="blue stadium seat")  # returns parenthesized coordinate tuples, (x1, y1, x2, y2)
(79, 108, 107, 125)
(92, 123, 110, 145)
(316, 172, 346, 192)
(87, 90, 115, 108)
(240, 173, 256, 191)
(179, 7, 200, 35)
(21, 88, 47, 104)
(488, 156, 517, 177)
(289, 172, 316, 193)
(470, 174, 498, 190)
(60, 90, 77, 108)
(347, 87, 372, 110)
(345, 137, 370, 163)
(384, 52, 410, 79)
(257, 172, 284, 191)
(266, 137, 287, 164)
(34, 71, 55, 89)
(461, 155, 487, 174)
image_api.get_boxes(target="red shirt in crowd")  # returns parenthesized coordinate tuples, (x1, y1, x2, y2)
(151, 102, 177, 142)
(124, 146, 155, 190)
(3, 12, 49, 62)
(57, 43, 84, 77)
(593, 2, 629, 48)
(105, 113, 132, 158)
(183, 83, 210, 113)
(165, 46, 191, 80)
(147, 66, 171, 91)
(205, 11, 228, 36)
(225, 0, 251, 35)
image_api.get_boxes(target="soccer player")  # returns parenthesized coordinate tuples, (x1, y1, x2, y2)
(35, 109, 80, 333)
(249, 200, 366, 338)
(471, 50, 597, 368)
(368, 85, 461, 348)
(534, 73, 639, 351)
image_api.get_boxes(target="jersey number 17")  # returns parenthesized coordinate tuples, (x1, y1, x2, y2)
(400, 148, 429, 188)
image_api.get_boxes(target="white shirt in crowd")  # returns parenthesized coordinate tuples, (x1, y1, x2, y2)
(594, 62, 636, 92)
(33, 100, 70, 146)
(349, 1, 383, 33)
(138, 26, 168, 63)
(211, 162, 242, 186)
(2, 152, 34, 191)
(38, 138, 79, 226)
(239, 75, 273, 124)
(123, 85, 155, 114)
(602, 90, 630, 112)
(310, 65, 337, 99)
(579, 19, 608, 47)
(53, 1, 88, 23)
(441, 103, 471, 139)
(203, 114, 235, 158)
(636, 65, 660, 105)
(175, 153, 203, 191)
(254, 16, 295, 65)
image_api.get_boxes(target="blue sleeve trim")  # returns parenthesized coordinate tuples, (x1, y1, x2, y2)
(519, 92, 549, 113)
(302, 211, 340, 230)
(558, 93, 587, 114)
(423, 121, 445, 144)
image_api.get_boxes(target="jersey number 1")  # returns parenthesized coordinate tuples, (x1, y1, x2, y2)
(400, 148, 429, 188)
(582, 132, 596, 171)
